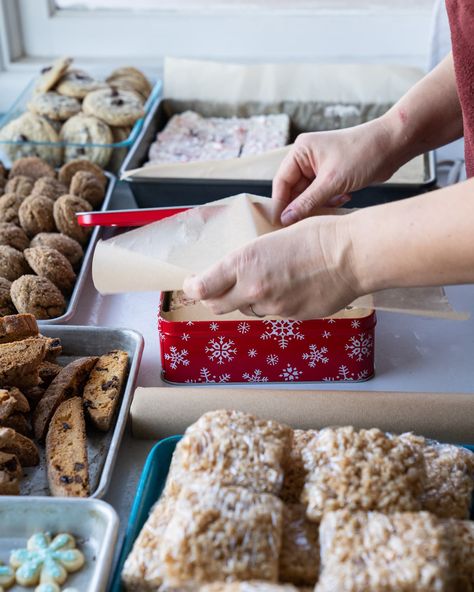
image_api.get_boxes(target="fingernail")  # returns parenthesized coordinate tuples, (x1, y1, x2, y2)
(281, 208, 299, 226)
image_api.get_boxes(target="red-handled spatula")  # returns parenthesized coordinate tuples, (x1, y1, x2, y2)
(76, 206, 193, 227)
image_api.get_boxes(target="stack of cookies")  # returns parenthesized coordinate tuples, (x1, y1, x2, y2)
(0, 57, 151, 168)
(0, 313, 129, 497)
(122, 410, 474, 592)
(0, 156, 107, 320)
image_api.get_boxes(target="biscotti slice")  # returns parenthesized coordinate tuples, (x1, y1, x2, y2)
(39, 335, 62, 361)
(39, 360, 63, 386)
(0, 450, 22, 495)
(0, 313, 38, 343)
(33, 356, 98, 441)
(46, 396, 89, 497)
(0, 427, 39, 466)
(0, 412, 31, 436)
(0, 387, 30, 419)
(0, 337, 46, 389)
(83, 349, 128, 431)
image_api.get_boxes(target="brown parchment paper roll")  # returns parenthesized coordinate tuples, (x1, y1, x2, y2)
(131, 387, 474, 444)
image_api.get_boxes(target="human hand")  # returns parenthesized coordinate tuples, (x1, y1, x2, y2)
(183, 214, 360, 320)
(273, 117, 400, 226)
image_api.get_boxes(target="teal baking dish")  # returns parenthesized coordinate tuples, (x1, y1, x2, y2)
(110, 438, 474, 591)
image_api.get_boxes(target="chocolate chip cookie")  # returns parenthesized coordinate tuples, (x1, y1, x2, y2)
(35, 56, 73, 94)
(0, 278, 15, 316)
(83, 88, 145, 127)
(70, 171, 105, 208)
(31, 176, 68, 201)
(18, 195, 56, 238)
(24, 246, 76, 295)
(9, 156, 55, 181)
(0, 223, 29, 251)
(58, 158, 107, 188)
(0, 113, 62, 165)
(30, 232, 83, 268)
(56, 69, 107, 99)
(10, 275, 66, 320)
(5, 175, 34, 198)
(60, 113, 113, 167)
(0, 193, 24, 225)
(28, 91, 81, 121)
(106, 66, 152, 98)
(53, 194, 92, 245)
(0, 245, 29, 281)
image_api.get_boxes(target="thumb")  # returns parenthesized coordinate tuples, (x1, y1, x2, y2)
(280, 171, 342, 225)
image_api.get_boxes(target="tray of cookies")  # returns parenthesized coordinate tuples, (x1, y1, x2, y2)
(0, 156, 115, 323)
(0, 57, 162, 173)
(0, 496, 118, 592)
(112, 410, 474, 591)
(0, 315, 144, 499)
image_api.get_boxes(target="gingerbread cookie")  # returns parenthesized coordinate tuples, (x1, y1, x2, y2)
(31, 176, 68, 201)
(60, 113, 113, 167)
(0, 278, 15, 317)
(18, 195, 56, 237)
(10, 275, 66, 320)
(0, 223, 29, 251)
(0, 193, 24, 225)
(0, 113, 62, 165)
(9, 156, 55, 181)
(56, 68, 107, 98)
(28, 91, 81, 122)
(24, 246, 76, 295)
(0, 246, 29, 281)
(83, 87, 145, 126)
(53, 194, 92, 245)
(58, 158, 107, 188)
(30, 233, 83, 268)
(4, 175, 34, 198)
(70, 170, 105, 208)
(35, 57, 73, 94)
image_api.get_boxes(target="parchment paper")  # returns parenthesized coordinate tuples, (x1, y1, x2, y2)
(131, 386, 474, 444)
(93, 193, 464, 319)
(123, 58, 426, 184)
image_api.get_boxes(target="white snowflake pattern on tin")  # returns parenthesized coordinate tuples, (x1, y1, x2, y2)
(185, 368, 231, 383)
(260, 320, 305, 349)
(186, 320, 194, 326)
(351, 320, 361, 329)
(323, 365, 370, 382)
(205, 336, 237, 365)
(302, 344, 329, 367)
(242, 369, 269, 382)
(248, 348, 257, 358)
(322, 330, 331, 339)
(181, 333, 190, 341)
(266, 354, 279, 366)
(237, 322, 251, 334)
(327, 319, 336, 324)
(279, 364, 303, 381)
(345, 332, 374, 362)
(210, 322, 219, 331)
(164, 346, 190, 370)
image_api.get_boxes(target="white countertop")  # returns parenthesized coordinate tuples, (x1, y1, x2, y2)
(70, 181, 474, 587)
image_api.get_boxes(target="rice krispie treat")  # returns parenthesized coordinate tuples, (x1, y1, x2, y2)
(400, 433, 474, 519)
(316, 510, 451, 592)
(279, 504, 319, 586)
(280, 429, 318, 504)
(122, 496, 174, 590)
(160, 483, 283, 586)
(443, 519, 474, 592)
(240, 114, 291, 157)
(168, 409, 292, 496)
(301, 427, 425, 521)
(199, 583, 299, 592)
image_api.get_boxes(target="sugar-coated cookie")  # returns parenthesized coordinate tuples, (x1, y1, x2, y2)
(10, 275, 66, 320)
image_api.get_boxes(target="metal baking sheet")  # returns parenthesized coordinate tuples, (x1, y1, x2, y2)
(0, 497, 118, 592)
(37, 171, 116, 325)
(20, 325, 144, 499)
(120, 99, 436, 209)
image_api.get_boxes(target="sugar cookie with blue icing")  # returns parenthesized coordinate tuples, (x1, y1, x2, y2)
(0, 560, 15, 590)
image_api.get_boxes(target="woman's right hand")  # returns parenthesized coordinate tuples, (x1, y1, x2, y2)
(273, 116, 402, 226)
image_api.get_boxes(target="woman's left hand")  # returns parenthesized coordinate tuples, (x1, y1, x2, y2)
(183, 215, 360, 320)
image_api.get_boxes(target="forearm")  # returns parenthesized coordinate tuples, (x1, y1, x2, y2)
(347, 178, 474, 294)
(380, 54, 463, 169)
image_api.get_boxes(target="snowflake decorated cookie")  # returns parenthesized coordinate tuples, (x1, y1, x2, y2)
(10, 532, 84, 587)
(0, 560, 15, 590)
